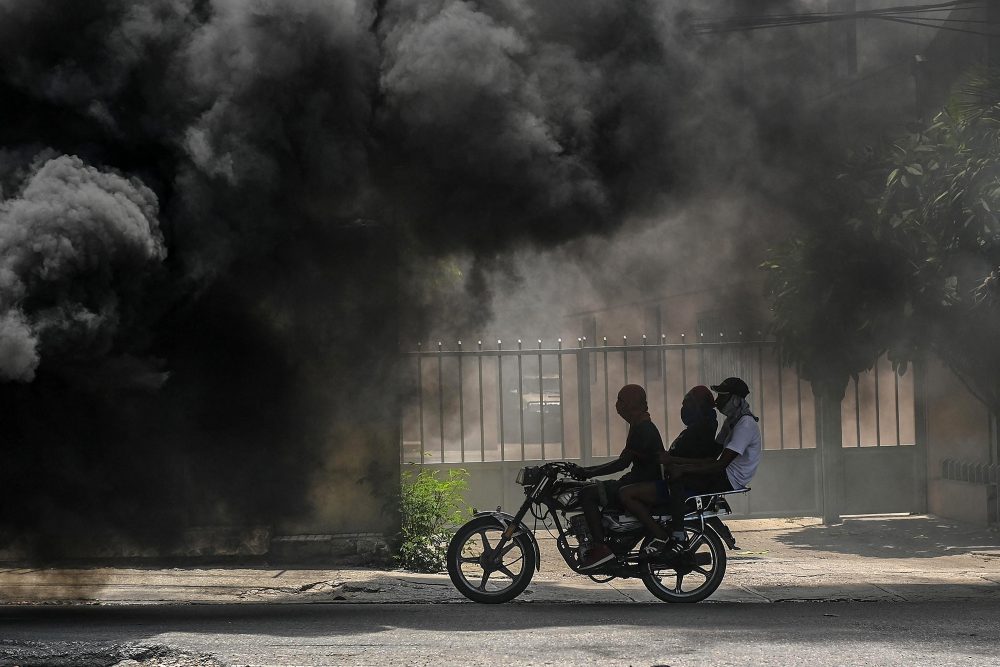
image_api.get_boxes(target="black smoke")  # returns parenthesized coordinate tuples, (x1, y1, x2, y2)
(0, 0, 692, 558)
(0, 0, 918, 557)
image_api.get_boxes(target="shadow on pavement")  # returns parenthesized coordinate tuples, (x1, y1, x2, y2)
(771, 516, 1000, 559)
(2, 596, 1000, 642)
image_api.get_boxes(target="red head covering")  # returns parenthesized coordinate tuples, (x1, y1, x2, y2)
(617, 384, 650, 424)
(685, 385, 714, 410)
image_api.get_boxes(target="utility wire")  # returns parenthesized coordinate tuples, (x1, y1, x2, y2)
(692, 0, 992, 36)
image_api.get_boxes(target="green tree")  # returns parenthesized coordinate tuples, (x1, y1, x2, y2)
(764, 68, 1000, 412)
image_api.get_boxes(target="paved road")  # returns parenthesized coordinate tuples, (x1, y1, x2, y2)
(2, 600, 999, 666)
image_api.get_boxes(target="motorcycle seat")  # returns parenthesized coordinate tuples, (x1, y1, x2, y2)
(649, 487, 750, 514)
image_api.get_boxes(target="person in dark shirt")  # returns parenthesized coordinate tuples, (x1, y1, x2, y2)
(575, 384, 665, 570)
(664, 385, 720, 460)
(617, 385, 719, 556)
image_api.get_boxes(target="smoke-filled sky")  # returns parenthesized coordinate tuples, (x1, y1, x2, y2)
(0, 0, 956, 555)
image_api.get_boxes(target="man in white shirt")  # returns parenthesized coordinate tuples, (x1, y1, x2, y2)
(619, 376, 762, 557)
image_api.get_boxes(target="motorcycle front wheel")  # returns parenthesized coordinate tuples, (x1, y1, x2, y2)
(446, 516, 536, 604)
(639, 525, 727, 603)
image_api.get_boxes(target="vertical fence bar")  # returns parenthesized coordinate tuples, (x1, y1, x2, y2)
(517, 339, 525, 461)
(497, 340, 505, 461)
(854, 375, 861, 447)
(874, 355, 882, 447)
(438, 341, 445, 463)
(912, 358, 929, 513)
(558, 339, 565, 459)
(417, 343, 425, 463)
(642, 335, 649, 389)
(603, 336, 611, 456)
(894, 367, 901, 446)
(757, 344, 765, 449)
(991, 410, 998, 466)
(661, 334, 669, 439)
(698, 333, 706, 384)
(538, 339, 545, 460)
(777, 353, 785, 450)
(623, 335, 629, 385)
(458, 340, 465, 463)
(577, 338, 593, 466)
(478, 340, 485, 462)
(718, 332, 725, 386)
(680, 334, 687, 391)
(796, 372, 804, 449)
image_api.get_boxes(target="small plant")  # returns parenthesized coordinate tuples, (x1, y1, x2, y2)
(398, 467, 468, 572)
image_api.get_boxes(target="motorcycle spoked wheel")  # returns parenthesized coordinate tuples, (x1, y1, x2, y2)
(446, 516, 536, 604)
(638, 526, 727, 603)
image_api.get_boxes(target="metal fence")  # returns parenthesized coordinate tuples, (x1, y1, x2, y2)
(401, 336, 915, 465)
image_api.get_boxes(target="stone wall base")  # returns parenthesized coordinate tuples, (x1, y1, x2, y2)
(269, 532, 392, 564)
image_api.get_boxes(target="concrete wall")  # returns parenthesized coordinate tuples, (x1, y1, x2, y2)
(420, 445, 917, 521)
(421, 448, 823, 521)
(924, 358, 996, 525)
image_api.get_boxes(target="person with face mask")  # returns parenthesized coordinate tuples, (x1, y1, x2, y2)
(619, 377, 761, 558)
(617, 385, 721, 552)
(573, 384, 666, 570)
(666, 385, 722, 460)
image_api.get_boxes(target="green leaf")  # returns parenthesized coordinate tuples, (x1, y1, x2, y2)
(905, 164, 924, 176)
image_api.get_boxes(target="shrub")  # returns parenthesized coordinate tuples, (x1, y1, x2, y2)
(397, 467, 468, 572)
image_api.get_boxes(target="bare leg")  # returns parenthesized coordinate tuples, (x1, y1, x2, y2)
(668, 476, 687, 535)
(618, 482, 669, 540)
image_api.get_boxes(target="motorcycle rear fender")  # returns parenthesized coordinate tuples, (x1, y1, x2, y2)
(472, 510, 542, 571)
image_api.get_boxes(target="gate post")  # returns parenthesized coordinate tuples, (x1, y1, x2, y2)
(813, 379, 846, 524)
(912, 357, 929, 514)
(576, 344, 593, 465)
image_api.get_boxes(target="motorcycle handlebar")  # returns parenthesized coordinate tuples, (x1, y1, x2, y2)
(542, 461, 588, 480)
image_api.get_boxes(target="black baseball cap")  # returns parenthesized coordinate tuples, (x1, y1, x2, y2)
(711, 377, 750, 398)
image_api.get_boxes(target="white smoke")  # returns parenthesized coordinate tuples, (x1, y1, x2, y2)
(0, 155, 165, 381)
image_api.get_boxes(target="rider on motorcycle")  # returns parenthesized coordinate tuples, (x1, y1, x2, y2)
(618, 377, 762, 558)
(574, 384, 665, 570)
(663, 385, 721, 460)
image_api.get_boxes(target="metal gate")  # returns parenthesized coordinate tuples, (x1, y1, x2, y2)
(401, 336, 922, 519)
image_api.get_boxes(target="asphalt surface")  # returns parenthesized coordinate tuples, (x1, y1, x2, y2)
(1, 515, 999, 665)
(2, 600, 999, 666)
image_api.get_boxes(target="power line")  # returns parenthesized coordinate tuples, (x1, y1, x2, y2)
(691, 0, 993, 37)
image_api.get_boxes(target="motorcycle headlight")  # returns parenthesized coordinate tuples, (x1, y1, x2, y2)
(516, 466, 542, 486)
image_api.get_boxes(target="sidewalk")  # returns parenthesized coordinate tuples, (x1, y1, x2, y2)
(2, 515, 998, 605)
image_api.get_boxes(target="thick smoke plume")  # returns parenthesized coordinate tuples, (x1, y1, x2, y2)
(0, 155, 165, 382)
(0, 0, 955, 557)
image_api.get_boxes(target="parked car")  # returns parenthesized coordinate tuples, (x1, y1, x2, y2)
(503, 375, 562, 444)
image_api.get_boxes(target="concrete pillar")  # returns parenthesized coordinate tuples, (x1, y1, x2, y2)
(813, 380, 846, 525)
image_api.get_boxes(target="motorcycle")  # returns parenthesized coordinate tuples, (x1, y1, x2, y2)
(446, 460, 748, 603)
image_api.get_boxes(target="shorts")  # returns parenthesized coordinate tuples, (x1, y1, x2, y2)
(654, 471, 732, 503)
(595, 479, 626, 508)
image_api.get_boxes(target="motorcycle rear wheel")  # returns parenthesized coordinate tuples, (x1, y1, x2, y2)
(639, 526, 727, 603)
(446, 516, 536, 604)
